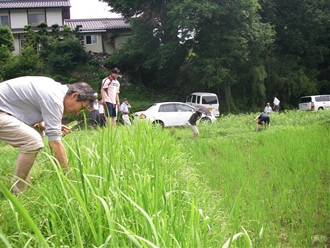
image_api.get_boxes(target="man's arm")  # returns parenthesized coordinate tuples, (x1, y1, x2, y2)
(48, 140, 69, 169)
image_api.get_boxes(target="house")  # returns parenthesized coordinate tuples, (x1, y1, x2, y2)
(0, 0, 131, 54)
(64, 18, 131, 54)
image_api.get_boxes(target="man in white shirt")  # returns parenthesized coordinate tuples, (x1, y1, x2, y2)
(0, 76, 95, 194)
(101, 68, 121, 126)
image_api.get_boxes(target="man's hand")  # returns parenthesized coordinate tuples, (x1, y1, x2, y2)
(61, 125, 72, 137)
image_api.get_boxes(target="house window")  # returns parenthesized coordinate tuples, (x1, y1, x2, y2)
(85, 35, 97, 45)
(28, 9, 45, 26)
(0, 15, 9, 26)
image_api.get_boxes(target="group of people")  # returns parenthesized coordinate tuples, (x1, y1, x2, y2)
(0, 67, 281, 194)
(255, 96, 280, 132)
(0, 67, 135, 194)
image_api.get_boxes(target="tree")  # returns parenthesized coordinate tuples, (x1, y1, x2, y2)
(260, 0, 330, 102)
(2, 46, 43, 79)
(0, 26, 14, 51)
(45, 38, 88, 74)
(0, 26, 14, 80)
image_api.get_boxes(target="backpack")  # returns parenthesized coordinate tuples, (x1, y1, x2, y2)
(101, 75, 114, 93)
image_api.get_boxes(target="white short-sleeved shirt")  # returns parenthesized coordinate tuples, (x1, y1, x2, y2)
(102, 77, 120, 104)
(0, 76, 68, 141)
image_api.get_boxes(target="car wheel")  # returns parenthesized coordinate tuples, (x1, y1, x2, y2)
(318, 107, 324, 110)
(200, 117, 211, 124)
(152, 120, 164, 128)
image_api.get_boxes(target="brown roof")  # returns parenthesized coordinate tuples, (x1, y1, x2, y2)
(0, 0, 70, 9)
(64, 18, 130, 32)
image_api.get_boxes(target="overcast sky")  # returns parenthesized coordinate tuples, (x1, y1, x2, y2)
(70, 0, 121, 19)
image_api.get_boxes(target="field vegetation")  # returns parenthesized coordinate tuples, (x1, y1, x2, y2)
(0, 110, 329, 247)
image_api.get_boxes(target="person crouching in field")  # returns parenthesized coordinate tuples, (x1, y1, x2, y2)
(255, 113, 270, 132)
(0, 76, 95, 194)
(187, 105, 211, 138)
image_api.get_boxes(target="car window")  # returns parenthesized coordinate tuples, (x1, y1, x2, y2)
(159, 104, 177, 112)
(202, 96, 218, 104)
(192, 95, 196, 103)
(299, 97, 312, 103)
(196, 96, 200, 104)
(187, 95, 193, 102)
(177, 104, 194, 112)
(315, 96, 330, 102)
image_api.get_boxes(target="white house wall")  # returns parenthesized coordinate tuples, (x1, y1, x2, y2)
(83, 33, 103, 53)
(9, 9, 27, 29)
(46, 8, 63, 26)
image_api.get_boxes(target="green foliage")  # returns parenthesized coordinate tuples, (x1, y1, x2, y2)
(2, 46, 44, 79)
(0, 26, 14, 51)
(45, 38, 88, 74)
(1, 110, 329, 247)
(101, 0, 328, 113)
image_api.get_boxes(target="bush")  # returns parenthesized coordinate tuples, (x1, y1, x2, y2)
(45, 38, 88, 74)
(2, 46, 43, 79)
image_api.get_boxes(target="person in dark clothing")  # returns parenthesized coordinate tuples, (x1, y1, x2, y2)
(255, 113, 270, 131)
(187, 105, 210, 138)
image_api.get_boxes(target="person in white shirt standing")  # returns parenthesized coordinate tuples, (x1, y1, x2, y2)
(273, 96, 280, 112)
(264, 102, 272, 114)
(120, 98, 131, 125)
(101, 68, 121, 127)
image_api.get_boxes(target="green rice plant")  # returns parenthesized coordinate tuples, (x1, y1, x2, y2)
(1, 110, 328, 247)
(0, 182, 49, 247)
(0, 121, 224, 247)
(181, 110, 330, 247)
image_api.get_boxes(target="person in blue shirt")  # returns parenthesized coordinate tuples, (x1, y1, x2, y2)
(255, 113, 270, 131)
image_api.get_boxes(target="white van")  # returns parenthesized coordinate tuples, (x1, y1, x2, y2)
(299, 95, 330, 111)
(186, 92, 220, 117)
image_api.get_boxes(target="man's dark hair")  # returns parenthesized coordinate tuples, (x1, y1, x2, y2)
(111, 67, 120, 74)
(67, 82, 96, 103)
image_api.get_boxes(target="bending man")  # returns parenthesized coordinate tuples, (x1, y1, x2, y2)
(0, 76, 95, 194)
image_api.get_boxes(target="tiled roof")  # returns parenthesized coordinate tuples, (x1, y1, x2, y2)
(0, 0, 70, 9)
(64, 18, 130, 32)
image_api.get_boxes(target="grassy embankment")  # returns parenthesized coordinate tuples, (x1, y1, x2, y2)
(0, 110, 329, 247)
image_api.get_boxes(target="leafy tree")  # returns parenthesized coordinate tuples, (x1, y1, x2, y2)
(260, 0, 330, 101)
(102, 0, 329, 111)
(45, 38, 88, 74)
(2, 46, 43, 79)
(0, 26, 14, 51)
(0, 26, 14, 80)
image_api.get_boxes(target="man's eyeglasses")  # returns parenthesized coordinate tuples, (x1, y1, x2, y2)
(80, 101, 90, 110)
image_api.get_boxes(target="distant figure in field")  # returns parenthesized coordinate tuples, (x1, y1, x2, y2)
(264, 102, 272, 114)
(255, 113, 270, 132)
(187, 105, 211, 138)
(273, 97, 280, 112)
(120, 98, 131, 125)
(98, 98, 106, 127)
(101, 67, 121, 127)
(88, 93, 100, 126)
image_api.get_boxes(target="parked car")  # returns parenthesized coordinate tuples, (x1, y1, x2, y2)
(134, 102, 216, 127)
(299, 95, 330, 111)
(186, 92, 220, 117)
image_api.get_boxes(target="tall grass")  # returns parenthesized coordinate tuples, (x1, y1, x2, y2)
(180, 110, 330, 247)
(0, 110, 329, 247)
(0, 122, 223, 247)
